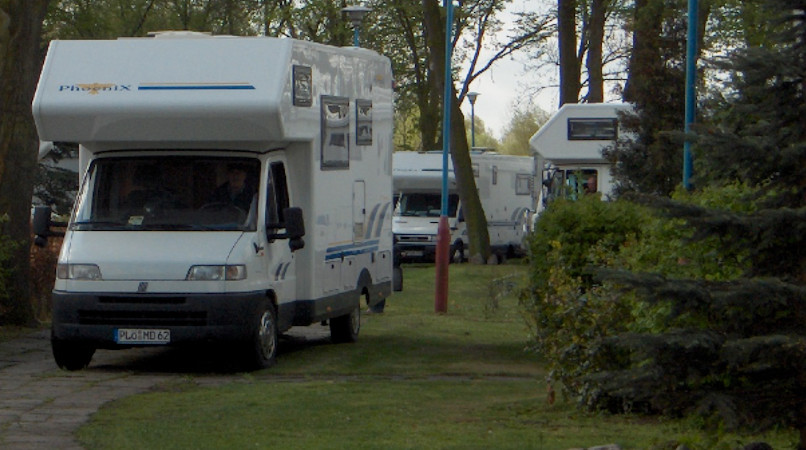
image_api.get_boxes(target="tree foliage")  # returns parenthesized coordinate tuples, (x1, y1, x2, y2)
(604, 0, 690, 197)
(463, 117, 499, 151)
(499, 107, 548, 156)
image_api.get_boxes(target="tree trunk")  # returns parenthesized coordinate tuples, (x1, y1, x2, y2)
(585, 0, 608, 103)
(0, 0, 50, 325)
(558, 0, 580, 106)
(449, 88, 490, 263)
(421, 0, 491, 263)
(623, 0, 662, 104)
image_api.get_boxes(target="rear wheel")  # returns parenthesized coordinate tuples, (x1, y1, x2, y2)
(451, 241, 465, 263)
(248, 303, 278, 369)
(330, 298, 361, 343)
(52, 338, 95, 371)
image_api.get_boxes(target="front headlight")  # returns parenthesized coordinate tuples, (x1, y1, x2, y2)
(57, 264, 102, 280)
(186, 265, 247, 281)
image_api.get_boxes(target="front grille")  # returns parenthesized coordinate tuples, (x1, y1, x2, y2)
(398, 235, 433, 243)
(99, 296, 186, 305)
(78, 310, 207, 326)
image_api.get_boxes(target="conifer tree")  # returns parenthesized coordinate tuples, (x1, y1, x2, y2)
(583, 1, 806, 445)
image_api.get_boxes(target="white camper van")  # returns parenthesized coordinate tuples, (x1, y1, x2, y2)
(31, 33, 394, 370)
(529, 103, 632, 210)
(392, 151, 535, 262)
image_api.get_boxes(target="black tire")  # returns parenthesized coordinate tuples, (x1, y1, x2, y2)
(451, 241, 465, 263)
(330, 298, 361, 343)
(52, 339, 95, 371)
(247, 303, 278, 370)
(392, 266, 403, 292)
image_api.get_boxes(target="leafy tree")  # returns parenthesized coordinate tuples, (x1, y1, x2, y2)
(463, 116, 499, 150)
(418, 0, 552, 262)
(45, 1, 279, 38)
(604, 0, 693, 197)
(0, 0, 51, 325)
(422, 0, 492, 262)
(35, 143, 79, 215)
(535, 0, 632, 106)
(557, 0, 581, 105)
(499, 106, 548, 156)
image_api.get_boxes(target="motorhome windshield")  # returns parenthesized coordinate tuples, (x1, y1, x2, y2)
(544, 169, 598, 203)
(71, 156, 261, 231)
(396, 193, 459, 218)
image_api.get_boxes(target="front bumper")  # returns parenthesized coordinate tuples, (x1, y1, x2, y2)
(51, 290, 266, 348)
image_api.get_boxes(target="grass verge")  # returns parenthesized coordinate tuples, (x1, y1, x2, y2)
(77, 262, 796, 449)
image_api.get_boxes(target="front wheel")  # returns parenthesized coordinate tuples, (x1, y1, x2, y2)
(451, 241, 465, 263)
(52, 339, 95, 371)
(247, 304, 278, 370)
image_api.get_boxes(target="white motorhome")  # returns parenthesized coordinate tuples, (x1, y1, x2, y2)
(529, 103, 632, 211)
(31, 33, 394, 370)
(392, 151, 535, 262)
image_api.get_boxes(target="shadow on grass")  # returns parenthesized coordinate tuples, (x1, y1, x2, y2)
(87, 324, 335, 375)
(84, 322, 541, 379)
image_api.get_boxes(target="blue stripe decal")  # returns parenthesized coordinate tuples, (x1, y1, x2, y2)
(365, 204, 381, 240)
(326, 240, 380, 261)
(139, 84, 255, 91)
(374, 202, 390, 238)
(510, 207, 525, 221)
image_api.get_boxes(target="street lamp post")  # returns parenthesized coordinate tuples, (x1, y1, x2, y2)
(341, 5, 372, 47)
(434, 0, 457, 314)
(467, 92, 480, 148)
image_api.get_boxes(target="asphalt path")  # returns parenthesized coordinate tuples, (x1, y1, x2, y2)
(0, 325, 332, 449)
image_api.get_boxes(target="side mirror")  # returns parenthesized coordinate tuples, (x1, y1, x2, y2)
(284, 207, 305, 252)
(283, 207, 305, 240)
(32, 206, 55, 247)
(267, 207, 305, 252)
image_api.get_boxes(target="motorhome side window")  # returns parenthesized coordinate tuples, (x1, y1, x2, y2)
(567, 118, 618, 140)
(71, 156, 260, 232)
(321, 96, 350, 169)
(516, 173, 531, 195)
(356, 99, 372, 146)
(266, 162, 290, 230)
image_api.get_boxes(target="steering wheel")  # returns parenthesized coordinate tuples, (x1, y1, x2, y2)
(199, 202, 247, 223)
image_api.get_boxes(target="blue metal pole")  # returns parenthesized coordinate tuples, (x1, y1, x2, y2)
(440, 0, 454, 217)
(435, 0, 454, 313)
(683, 0, 698, 190)
(471, 104, 476, 148)
(353, 27, 360, 47)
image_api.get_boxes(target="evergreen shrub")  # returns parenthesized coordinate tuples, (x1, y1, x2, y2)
(521, 184, 756, 409)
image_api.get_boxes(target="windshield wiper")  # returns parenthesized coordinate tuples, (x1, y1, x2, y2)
(140, 223, 198, 231)
(71, 220, 128, 230)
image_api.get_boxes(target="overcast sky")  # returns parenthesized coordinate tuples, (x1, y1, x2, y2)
(457, 0, 557, 141)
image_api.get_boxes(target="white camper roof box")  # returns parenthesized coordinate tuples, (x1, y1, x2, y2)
(529, 103, 631, 164)
(32, 35, 386, 151)
(392, 151, 457, 192)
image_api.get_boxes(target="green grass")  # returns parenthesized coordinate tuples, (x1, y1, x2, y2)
(77, 262, 797, 449)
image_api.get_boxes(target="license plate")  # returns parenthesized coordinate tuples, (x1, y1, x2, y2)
(115, 328, 171, 344)
(404, 250, 423, 257)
